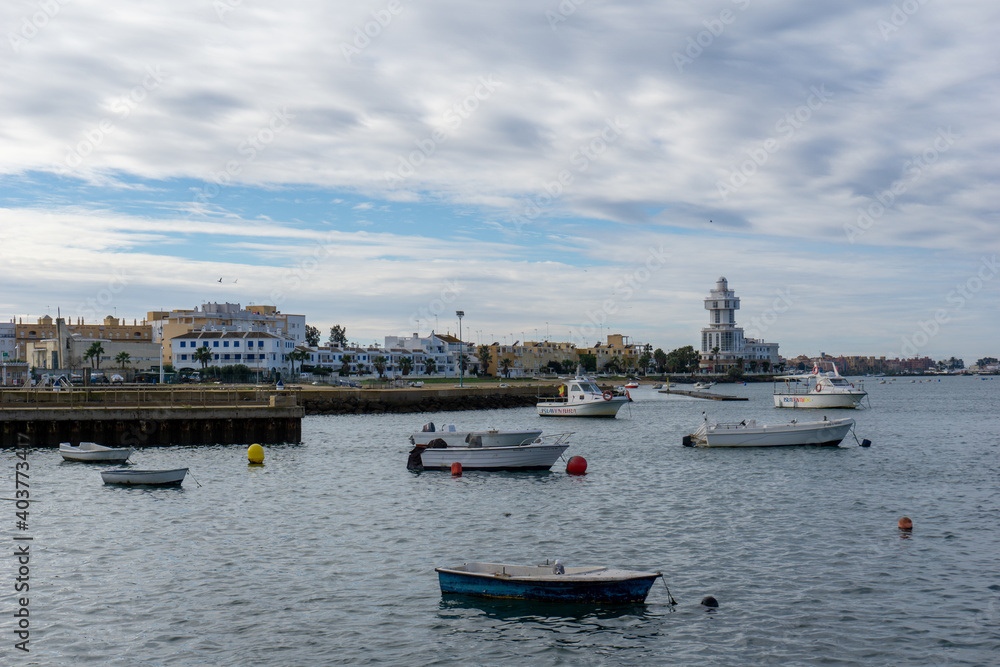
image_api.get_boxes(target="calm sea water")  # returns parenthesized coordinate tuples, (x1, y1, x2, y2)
(4, 377, 999, 665)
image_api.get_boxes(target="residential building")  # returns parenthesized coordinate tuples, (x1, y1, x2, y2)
(171, 330, 295, 376)
(148, 302, 306, 366)
(29, 336, 162, 373)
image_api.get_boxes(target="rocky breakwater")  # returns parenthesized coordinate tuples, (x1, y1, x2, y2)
(300, 384, 558, 415)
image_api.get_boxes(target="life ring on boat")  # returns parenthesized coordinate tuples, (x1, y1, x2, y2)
(815, 384, 822, 392)
(602, 391, 613, 401)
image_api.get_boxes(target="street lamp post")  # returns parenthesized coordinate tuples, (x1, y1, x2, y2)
(456, 311, 465, 387)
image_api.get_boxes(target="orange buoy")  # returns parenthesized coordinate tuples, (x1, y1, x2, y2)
(451, 462, 462, 476)
(566, 456, 588, 475)
(898, 516, 913, 531)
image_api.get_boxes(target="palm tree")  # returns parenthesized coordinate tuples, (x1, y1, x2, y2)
(193, 345, 213, 370)
(477, 345, 492, 376)
(114, 351, 131, 379)
(498, 357, 513, 378)
(711, 346, 720, 373)
(399, 357, 413, 376)
(373, 355, 388, 378)
(424, 357, 437, 376)
(458, 353, 469, 377)
(339, 353, 353, 376)
(83, 341, 105, 370)
(288, 349, 310, 376)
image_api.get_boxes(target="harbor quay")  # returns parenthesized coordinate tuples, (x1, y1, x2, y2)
(0, 384, 561, 446)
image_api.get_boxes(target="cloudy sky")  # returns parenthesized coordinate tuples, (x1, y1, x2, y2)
(2, 0, 997, 362)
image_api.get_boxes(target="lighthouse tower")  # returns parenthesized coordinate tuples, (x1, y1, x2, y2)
(700, 276, 746, 372)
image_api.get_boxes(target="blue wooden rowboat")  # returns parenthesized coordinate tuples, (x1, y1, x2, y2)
(435, 562, 662, 603)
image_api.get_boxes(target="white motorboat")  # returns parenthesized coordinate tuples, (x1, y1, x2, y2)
(60, 441, 133, 463)
(773, 362, 867, 409)
(408, 433, 572, 471)
(684, 415, 855, 447)
(537, 377, 629, 417)
(693, 382, 715, 391)
(409, 423, 542, 448)
(100, 468, 188, 486)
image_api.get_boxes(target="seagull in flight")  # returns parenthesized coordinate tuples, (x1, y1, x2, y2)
(217, 277, 223, 282)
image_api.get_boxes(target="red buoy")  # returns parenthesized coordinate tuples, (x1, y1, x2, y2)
(898, 516, 913, 531)
(451, 462, 462, 476)
(566, 456, 588, 475)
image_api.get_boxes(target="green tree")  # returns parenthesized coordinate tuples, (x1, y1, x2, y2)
(578, 353, 597, 373)
(477, 345, 492, 376)
(761, 360, 771, 373)
(339, 353, 353, 376)
(424, 357, 437, 375)
(653, 348, 668, 373)
(328, 325, 348, 348)
(399, 357, 413, 376)
(373, 355, 388, 378)
(710, 346, 720, 372)
(458, 353, 469, 377)
(638, 352, 652, 375)
(114, 351, 131, 375)
(288, 349, 310, 376)
(83, 341, 105, 370)
(193, 345, 213, 370)
(498, 357, 513, 378)
(305, 325, 320, 347)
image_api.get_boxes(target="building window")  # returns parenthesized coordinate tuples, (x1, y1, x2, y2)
(235, 354, 241, 360)
(223, 341, 229, 348)
(180, 354, 188, 361)
(234, 341, 240, 347)
(214, 354, 219, 360)
(224, 354, 230, 360)
(213, 341, 219, 347)
(180, 341, 186, 348)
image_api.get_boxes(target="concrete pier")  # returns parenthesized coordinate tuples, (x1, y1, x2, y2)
(658, 388, 749, 401)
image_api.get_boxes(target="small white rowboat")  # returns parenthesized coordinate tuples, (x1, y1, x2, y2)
(60, 442, 133, 463)
(101, 468, 188, 486)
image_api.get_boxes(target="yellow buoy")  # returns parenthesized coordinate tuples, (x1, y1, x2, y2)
(247, 443, 265, 465)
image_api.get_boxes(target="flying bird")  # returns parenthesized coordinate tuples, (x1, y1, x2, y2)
(217, 277, 223, 282)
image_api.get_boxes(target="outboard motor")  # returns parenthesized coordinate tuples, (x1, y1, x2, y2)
(682, 435, 694, 447)
(422, 422, 436, 432)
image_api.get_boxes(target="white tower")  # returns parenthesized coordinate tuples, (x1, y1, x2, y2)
(700, 277, 745, 370)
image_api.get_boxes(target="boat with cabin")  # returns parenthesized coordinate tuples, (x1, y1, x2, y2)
(537, 376, 629, 417)
(773, 362, 867, 409)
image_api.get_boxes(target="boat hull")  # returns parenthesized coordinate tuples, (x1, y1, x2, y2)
(417, 444, 569, 471)
(436, 564, 659, 603)
(773, 392, 865, 409)
(101, 468, 188, 486)
(537, 399, 627, 417)
(694, 418, 854, 447)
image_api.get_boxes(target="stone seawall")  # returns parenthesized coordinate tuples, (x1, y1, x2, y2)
(300, 385, 558, 415)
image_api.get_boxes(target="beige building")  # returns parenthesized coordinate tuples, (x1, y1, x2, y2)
(29, 336, 162, 373)
(149, 302, 306, 367)
(481, 335, 640, 377)
(14, 314, 151, 362)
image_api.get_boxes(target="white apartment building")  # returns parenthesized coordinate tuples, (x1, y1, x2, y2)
(171, 330, 295, 375)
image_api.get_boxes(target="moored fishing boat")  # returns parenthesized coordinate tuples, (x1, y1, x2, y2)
(435, 561, 664, 603)
(60, 441, 133, 463)
(409, 423, 542, 448)
(408, 433, 571, 471)
(684, 414, 855, 447)
(537, 376, 629, 417)
(773, 362, 867, 409)
(100, 468, 188, 486)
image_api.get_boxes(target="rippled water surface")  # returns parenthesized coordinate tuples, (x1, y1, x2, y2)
(5, 377, 1000, 665)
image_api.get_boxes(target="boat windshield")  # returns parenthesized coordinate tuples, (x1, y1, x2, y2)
(571, 381, 601, 393)
(827, 378, 850, 386)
